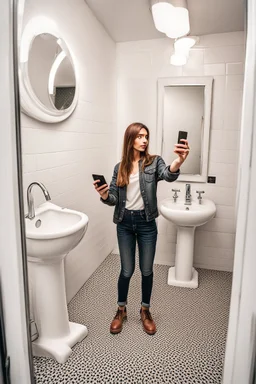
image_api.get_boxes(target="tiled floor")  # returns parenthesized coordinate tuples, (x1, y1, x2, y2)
(34, 253, 232, 383)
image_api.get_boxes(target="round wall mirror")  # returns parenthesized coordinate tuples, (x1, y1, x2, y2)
(20, 29, 78, 123)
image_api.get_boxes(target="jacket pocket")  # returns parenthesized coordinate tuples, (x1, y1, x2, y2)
(144, 167, 156, 183)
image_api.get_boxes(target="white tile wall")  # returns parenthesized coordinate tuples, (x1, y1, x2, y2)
(21, 0, 117, 302)
(116, 32, 245, 271)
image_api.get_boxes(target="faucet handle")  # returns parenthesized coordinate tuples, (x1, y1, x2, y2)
(196, 190, 205, 199)
(172, 189, 180, 201)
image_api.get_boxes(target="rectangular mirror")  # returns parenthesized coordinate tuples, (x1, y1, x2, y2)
(157, 76, 213, 183)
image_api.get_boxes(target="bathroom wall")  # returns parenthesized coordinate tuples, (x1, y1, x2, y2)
(21, 0, 117, 301)
(116, 32, 245, 271)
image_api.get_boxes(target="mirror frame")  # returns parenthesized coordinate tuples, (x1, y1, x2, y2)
(157, 76, 213, 183)
(19, 17, 79, 123)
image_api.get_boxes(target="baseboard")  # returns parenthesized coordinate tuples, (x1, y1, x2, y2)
(111, 249, 233, 272)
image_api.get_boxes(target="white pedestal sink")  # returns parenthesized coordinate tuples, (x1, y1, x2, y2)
(25, 202, 89, 363)
(159, 198, 216, 288)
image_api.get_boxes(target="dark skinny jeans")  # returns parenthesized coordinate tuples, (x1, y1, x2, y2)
(117, 208, 158, 308)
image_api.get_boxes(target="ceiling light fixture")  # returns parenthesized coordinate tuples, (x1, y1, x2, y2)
(170, 36, 199, 66)
(151, 0, 190, 39)
(174, 36, 198, 52)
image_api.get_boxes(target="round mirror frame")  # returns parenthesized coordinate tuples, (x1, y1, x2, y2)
(19, 17, 79, 123)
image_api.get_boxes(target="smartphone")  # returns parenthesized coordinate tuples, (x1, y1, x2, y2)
(92, 174, 107, 188)
(177, 131, 188, 144)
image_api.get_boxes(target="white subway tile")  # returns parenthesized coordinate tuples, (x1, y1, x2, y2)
(209, 149, 237, 164)
(36, 151, 80, 170)
(204, 63, 225, 76)
(21, 113, 36, 128)
(210, 76, 226, 130)
(198, 217, 236, 233)
(210, 130, 239, 150)
(22, 154, 37, 173)
(215, 205, 235, 220)
(208, 162, 237, 176)
(166, 222, 178, 236)
(224, 90, 243, 130)
(182, 50, 204, 76)
(203, 185, 236, 206)
(204, 45, 245, 64)
(156, 235, 176, 254)
(195, 231, 235, 249)
(226, 75, 244, 91)
(226, 62, 244, 75)
(195, 246, 234, 261)
(69, 100, 93, 120)
(156, 64, 183, 78)
(207, 161, 238, 187)
(157, 216, 168, 235)
(213, 173, 237, 188)
(117, 50, 153, 79)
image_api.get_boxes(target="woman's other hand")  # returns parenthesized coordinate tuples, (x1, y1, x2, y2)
(93, 180, 109, 200)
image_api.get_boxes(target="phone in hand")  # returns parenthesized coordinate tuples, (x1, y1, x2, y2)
(92, 174, 107, 188)
(177, 131, 188, 144)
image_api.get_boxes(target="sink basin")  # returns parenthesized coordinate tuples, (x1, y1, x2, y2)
(25, 201, 89, 363)
(159, 197, 216, 289)
(26, 201, 89, 259)
(159, 198, 216, 227)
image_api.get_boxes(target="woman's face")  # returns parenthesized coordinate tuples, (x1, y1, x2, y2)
(133, 128, 148, 153)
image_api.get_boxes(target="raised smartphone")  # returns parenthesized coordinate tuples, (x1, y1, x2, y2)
(177, 131, 188, 144)
(92, 174, 107, 188)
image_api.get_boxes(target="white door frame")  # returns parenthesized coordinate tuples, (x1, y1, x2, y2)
(0, 0, 33, 383)
(223, 0, 256, 382)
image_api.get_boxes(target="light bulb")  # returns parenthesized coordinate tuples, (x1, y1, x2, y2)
(174, 36, 197, 51)
(152, 2, 174, 33)
(165, 7, 190, 38)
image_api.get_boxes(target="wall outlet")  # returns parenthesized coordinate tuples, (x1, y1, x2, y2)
(208, 176, 216, 183)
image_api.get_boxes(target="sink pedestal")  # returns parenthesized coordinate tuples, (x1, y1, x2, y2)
(28, 255, 88, 364)
(168, 226, 198, 288)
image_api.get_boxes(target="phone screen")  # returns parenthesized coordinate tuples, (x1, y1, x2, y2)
(92, 174, 107, 187)
(177, 131, 188, 144)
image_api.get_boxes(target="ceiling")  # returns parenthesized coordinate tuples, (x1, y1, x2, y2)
(85, 0, 245, 42)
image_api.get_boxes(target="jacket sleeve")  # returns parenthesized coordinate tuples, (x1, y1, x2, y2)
(156, 156, 180, 182)
(100, 163, 119, 206)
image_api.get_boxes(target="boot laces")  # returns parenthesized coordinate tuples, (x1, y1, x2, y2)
(143, 309, 152, 321)
(114, 308, 125, 319)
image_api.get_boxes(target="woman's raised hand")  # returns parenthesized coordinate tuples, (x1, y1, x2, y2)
(93, 180, 109, 200)
(174, 139, 190, 164)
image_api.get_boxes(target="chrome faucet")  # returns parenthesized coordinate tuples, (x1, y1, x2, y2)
(172, 188, 180, 202)
(26, 182, 51, 219)
(185, 183, 192, 205)
(196, 190, 205, 204)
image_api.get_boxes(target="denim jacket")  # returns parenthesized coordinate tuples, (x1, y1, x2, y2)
(101, 156, 180, 223)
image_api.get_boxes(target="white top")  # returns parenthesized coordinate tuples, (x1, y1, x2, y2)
(125, 172, 144, 210)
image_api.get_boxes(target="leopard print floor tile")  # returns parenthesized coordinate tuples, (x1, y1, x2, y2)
(33, 253, 232, 384)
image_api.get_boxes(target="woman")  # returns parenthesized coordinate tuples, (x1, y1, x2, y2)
(93, 122, 189, 335)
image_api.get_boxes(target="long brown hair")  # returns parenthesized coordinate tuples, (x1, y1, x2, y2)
(117, 122, 156, 187)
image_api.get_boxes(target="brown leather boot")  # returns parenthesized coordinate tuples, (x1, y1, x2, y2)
(140, 308, 156, 335)
(110, 307, 127, 334)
